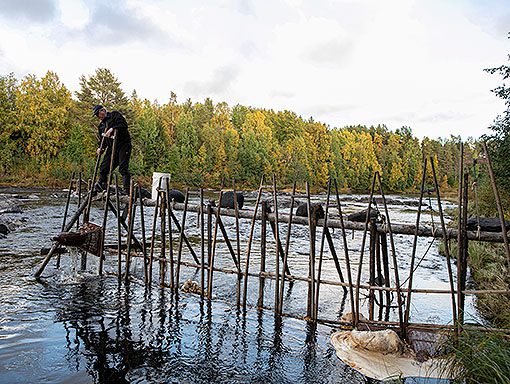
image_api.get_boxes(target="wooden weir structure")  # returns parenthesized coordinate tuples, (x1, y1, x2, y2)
(35, 141, 510, 345)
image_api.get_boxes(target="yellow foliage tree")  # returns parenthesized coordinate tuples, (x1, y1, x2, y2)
(16, 71, 72, 163)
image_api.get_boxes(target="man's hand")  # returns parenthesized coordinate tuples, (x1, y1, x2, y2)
(102, 127, 115, 138)
(96, 148, 103, 156)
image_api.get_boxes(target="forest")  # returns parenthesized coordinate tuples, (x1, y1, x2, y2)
(0, 68, 483, 192)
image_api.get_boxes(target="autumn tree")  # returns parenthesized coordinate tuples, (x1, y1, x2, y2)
(0, 73, 18, 173)
(238, 111, 277, 184)
(15, 71, 73, 164)
(484, 48, 510, 191)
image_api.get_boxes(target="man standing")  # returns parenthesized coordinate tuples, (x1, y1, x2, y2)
(92, 105, 131, 195)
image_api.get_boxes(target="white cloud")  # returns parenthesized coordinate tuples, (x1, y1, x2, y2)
(0, 0, 507, 139)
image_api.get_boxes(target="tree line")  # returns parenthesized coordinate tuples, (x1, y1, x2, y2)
(0, 68, 481, 192)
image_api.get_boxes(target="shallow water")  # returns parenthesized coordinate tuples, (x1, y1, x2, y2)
(0, 188, 473, 383)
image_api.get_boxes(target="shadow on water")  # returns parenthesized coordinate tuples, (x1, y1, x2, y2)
(42, 276, 368, 384)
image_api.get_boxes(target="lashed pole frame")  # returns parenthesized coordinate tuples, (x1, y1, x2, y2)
(376, 172, 405, 338)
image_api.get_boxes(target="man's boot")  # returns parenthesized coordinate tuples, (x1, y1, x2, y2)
(122, 174, 131, 196)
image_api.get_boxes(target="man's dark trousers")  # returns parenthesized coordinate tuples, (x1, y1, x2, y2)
(98, 141, 131, 194)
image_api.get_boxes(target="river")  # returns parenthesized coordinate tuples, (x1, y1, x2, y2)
(0, 187, 477, 383)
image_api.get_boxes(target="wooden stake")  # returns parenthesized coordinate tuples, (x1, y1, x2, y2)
(242, 176, 264, 309)
(404, 158, 428, 327)
(176, 188, 190, 291)
(258, 200, 268, 309)
(430, 157, 457, 325)
(334, 179, 356, 322)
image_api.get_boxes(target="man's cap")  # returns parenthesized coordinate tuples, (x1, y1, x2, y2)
(92, 105, 104, 116)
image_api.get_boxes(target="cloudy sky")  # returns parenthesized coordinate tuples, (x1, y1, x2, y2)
(0, 0, 509, 139)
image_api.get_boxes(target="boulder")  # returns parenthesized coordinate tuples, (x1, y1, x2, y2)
(220, 191, 244, 209)
(347, 207, 379, 222)
(169, 189, 185, 203)
(467, 217, 510, 232)
(0, 198, 22, 214)
(295, 203, 325, 219)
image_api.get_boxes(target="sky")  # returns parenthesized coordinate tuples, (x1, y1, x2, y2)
(0, 0, 509, 140)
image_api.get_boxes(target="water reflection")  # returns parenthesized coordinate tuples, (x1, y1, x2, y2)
(49, 277, 366, 383)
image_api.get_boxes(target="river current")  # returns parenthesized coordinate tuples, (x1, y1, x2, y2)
(0, 187, 478, 383)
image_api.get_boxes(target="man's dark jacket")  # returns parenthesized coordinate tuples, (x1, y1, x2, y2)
(97, 110, 131, 149)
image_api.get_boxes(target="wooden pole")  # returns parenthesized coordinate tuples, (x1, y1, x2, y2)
(482, 141, 510, 268)
(272, 175, 281, 313)
(404, 158, 428, 328)
(200, 188, 205, 296)
(99, 135, 118, 276)
(124, 180, 136, 282)
(278, 180, 296, 314)
(159, 189, 167, 287)
(216, 215, 239, 266)
(56, 171, 75, 269)
(232, 180, 242, 306)
(368, 218, 377, 321)
(306, 182, 316, 319)
(355, 173, 377, 327)
(207, 190, 223, 299)
(242, 176, 264, 309)
(430, 157, 457, 325)
(165, 179, 175, 290)
(176, 188, 190, 292)
(84, 135, 106, 223)
(115, 175, 122, 279)
(258, 200, 268, 309)
(456, 143, 464, 336)
(148, 177, 162, 284)
(77, 171, 82, 230)
(324, 228, 346, 291)
(375, 231, 384, 320)
(376, 172, 405, 338)
(169, 210, 200, 264)
(207, 201, 212, 293)
(334, 179, 356, 322)
(314, 179, 331, 319)
(139, 183, 148, 284)
(459, 173, 470, 329)
(380, 232, 391, 321)
(35, 195, 91, 277)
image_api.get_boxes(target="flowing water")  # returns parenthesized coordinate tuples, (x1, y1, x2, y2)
(0, 187, 479, 383)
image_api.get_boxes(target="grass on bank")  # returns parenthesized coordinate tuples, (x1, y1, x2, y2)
(438, 238, 510, 383)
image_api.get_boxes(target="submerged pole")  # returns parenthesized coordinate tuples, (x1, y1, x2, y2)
(404, 158, 428, 328)
(430, 157, 457, 325)
(242, 176, 264, 309)
(334, 179, 356, 322)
